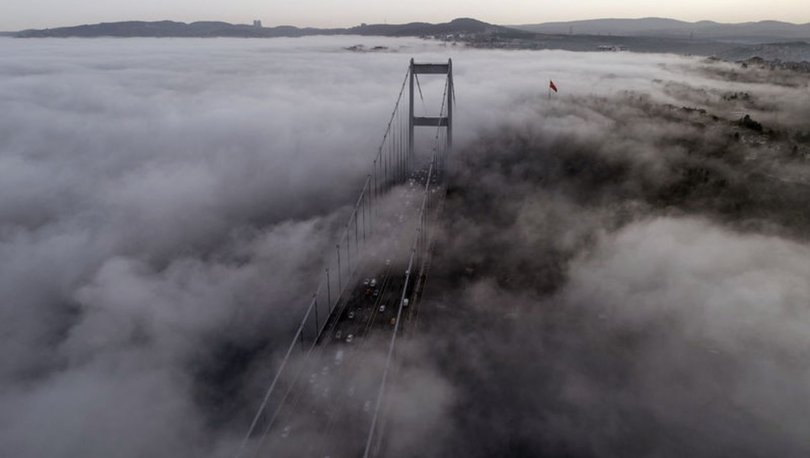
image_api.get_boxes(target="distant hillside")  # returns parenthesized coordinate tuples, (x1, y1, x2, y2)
(15, 20, 339, 38)
(350, 17, 526, 38)
(13, 17, 810, 61)
(15, 17, 526, 39)
(514, 18, 810, 43)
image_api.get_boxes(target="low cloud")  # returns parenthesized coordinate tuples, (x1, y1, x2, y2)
(418, 55, 810, 457)
(1, 35, 808, 457)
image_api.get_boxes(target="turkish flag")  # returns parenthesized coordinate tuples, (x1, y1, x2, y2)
(549, 80, 558, 92)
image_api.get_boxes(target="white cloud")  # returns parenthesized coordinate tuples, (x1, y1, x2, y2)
(1, 36, 808, 457)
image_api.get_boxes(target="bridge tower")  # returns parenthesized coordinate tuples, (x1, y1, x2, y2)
(236, 59, 455, 458)
(408, 58, 453, 168)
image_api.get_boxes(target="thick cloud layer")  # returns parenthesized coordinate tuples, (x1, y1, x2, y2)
(426, 218, 810, 457)
(420, 56, 810, 457)
(0, 36, 808, 457)
(0, 36, 439, 457)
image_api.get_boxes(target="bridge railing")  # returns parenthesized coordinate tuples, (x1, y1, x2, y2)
(235, 65, 418, 457)
(362, 72, 451, 458)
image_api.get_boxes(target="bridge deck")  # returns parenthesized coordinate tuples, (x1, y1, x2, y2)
(258, 166, 442, 457)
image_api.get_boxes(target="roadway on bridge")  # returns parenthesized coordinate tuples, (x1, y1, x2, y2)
(255, 165, 439, 458)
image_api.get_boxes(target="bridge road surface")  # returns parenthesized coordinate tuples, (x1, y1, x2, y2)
(256, 167, 434, 458)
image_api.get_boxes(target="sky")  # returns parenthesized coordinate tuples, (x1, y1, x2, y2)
(2, 0, 810, 31)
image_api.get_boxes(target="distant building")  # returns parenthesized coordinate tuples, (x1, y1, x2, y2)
(253, 20, 262, 28)
(597, 44, 627, 52)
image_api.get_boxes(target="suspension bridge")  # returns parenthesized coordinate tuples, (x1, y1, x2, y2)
(235, 58, 455, 458)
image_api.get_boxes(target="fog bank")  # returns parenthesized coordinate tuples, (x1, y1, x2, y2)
(0, 36, 808, 457)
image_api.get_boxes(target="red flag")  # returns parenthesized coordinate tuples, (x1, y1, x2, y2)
(549, 80, 558, 93)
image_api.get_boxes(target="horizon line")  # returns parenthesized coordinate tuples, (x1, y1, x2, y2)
(6, 15, 810, 33)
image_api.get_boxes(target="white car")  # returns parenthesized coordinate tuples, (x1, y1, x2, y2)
(335, 330, 342, 340)
(334, 349, 344, 365)
(379, 304, 385, 313)
(403, 298, 409, 307)
(348, 310, 355, 319)
(346, 334, 354, 343)
(370, 278, 377, 287)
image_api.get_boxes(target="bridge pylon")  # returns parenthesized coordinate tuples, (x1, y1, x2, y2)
(409, 58, 453, 172)
(236, 58, 455, 458)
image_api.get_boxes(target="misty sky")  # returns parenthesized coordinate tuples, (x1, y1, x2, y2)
(2, 0, 810, 31)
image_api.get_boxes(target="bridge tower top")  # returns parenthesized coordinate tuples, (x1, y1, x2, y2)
(408, 58, 453, 162)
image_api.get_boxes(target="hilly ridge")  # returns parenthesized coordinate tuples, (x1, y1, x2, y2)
(11, 17, 810, 62)
(14, 17, 521, 38)
(514, 18, 810, 43)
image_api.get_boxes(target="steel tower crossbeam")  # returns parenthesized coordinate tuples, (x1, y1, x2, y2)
(409, 58, 453, 165)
